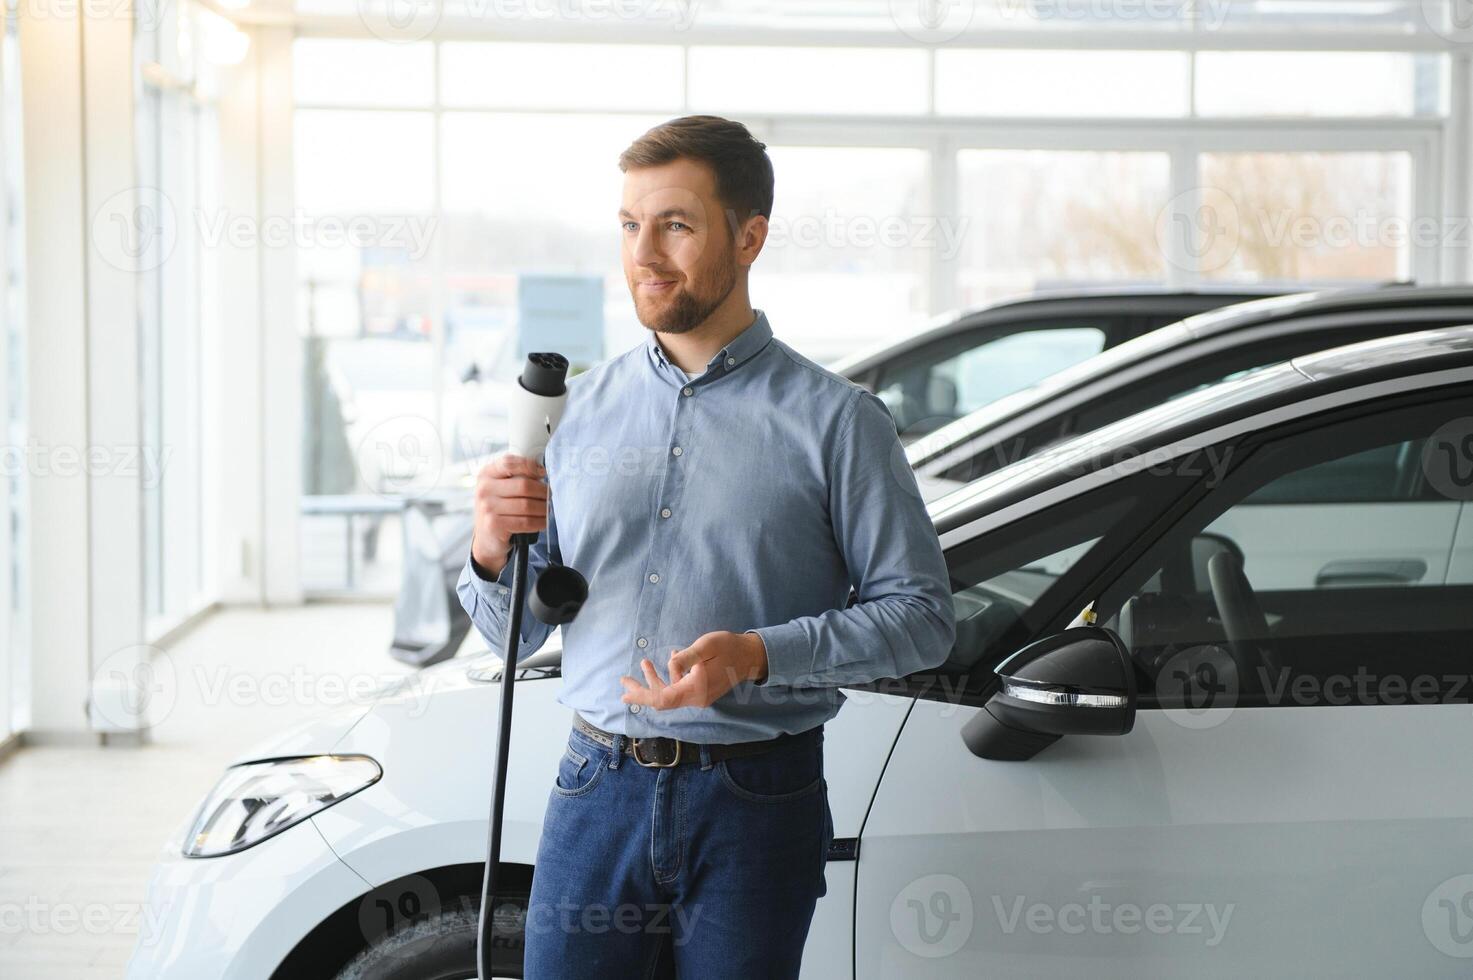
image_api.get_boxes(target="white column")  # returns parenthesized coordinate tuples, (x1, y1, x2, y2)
(19, 0, 90, 739)
(82, 0, 145, 739)
(19, 0, 144, 740)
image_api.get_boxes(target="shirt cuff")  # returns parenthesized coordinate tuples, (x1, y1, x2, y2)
(746, 622, 810, 688)
(465, 552, 515, 612)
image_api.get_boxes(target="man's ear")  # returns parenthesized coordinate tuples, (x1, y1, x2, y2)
(737, 213, 768, 267)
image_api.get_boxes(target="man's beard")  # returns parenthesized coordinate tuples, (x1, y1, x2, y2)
(631, 252, 738, 335)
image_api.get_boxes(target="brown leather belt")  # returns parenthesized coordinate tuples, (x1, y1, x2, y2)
(572, 712, 818, 769)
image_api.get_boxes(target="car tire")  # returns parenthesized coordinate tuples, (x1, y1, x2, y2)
(333, 893, 528, 980)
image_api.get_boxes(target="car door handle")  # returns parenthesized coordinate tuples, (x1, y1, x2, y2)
(1314, 559, 1428, 589)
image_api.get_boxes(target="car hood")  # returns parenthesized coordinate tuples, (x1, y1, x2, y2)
(228, 700, 377, 766)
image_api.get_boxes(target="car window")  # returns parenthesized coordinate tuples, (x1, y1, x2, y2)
(939, 507, 1120, 684)
(900, 459, 1198, 701)
(1099, 396, 1473, 708)
(1239, 439, 1431, 505)
(875, 326, 1106, 439)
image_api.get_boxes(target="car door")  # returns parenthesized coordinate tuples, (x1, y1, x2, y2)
(857, 391, 1473, 978)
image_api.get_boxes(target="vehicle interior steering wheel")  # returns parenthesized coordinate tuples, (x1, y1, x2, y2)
(1205, 548, 1281, 691)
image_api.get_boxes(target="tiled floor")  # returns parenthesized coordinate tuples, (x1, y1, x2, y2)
(0, 601, 418, 979)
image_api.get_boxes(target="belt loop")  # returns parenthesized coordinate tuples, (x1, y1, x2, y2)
(699, 742, 712, 771)
(609, 733, 623, 769)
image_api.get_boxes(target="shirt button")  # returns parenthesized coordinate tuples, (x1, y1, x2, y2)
(637, 637, 649, 648)
(660, 508, 672, 519)
(630, 704, 642, 713)
(648, 572, 661, 584)
(682, 387, 693, 397)
(671, 446, 683, 457)
(726, 357, 736, 367)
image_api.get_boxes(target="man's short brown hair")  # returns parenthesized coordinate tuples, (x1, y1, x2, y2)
(618, 115, 775, 233)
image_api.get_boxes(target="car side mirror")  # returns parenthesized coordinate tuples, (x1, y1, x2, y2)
(962, 626, 1137, 762)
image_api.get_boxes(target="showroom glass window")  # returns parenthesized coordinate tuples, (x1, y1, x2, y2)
(290, 32, 1451, 595)
(136, 1, 218, 633)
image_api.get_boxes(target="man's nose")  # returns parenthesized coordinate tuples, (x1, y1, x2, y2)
(630, 223, 665, 269)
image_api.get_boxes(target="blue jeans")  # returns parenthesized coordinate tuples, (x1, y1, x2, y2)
(523, 722, 833, 979)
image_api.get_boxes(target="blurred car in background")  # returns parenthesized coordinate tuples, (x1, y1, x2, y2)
(909, 284, 1473, 487)
(831, 285, 1290, 440)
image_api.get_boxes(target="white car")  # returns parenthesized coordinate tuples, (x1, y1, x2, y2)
(129, 326, 1473, 979)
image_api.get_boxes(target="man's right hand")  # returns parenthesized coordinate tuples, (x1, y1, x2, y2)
(470, 453, 549, 578)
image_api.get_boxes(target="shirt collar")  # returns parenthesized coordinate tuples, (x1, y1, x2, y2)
(645, 309, 774, 379)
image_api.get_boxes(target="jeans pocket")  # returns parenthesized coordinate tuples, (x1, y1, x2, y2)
(717, 737, 823, 804)
(552, 741, 605, 797)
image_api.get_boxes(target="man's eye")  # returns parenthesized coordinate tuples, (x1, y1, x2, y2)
(668, 221, 690, 232)
(621, 221, 638, 233)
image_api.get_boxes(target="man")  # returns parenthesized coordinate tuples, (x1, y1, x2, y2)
(457, 114, 956, 979)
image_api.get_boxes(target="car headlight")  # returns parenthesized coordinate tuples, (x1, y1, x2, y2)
(183, 755, 381, 858)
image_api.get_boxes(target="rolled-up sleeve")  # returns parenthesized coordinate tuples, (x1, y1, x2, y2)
(456, 497, 562, 657)
(747, 388, 956, 688)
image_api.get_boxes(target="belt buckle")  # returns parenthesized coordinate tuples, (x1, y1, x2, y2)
(631, 736, 682, 768)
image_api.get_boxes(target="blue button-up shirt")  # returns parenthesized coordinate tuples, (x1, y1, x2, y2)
(457, 309, 956, 744)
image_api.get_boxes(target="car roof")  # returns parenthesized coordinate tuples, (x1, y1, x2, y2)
(829, 284, 1295, 378)
(927, 324, 1473, 537)
(908, 284, 1473, 470)
(1179, 283, 1473, 340)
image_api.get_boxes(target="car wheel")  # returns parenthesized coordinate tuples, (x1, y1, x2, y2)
(333, 893, 528, 980)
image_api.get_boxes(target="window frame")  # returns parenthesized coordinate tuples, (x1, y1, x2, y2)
(864, 444, 1208, 706)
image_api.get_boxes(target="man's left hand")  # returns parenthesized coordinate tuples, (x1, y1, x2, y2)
(619, 631, 768, 710)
